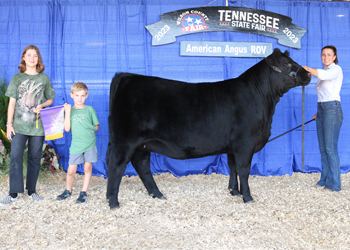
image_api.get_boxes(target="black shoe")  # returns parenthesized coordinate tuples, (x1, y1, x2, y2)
(76, 191, 88, 204)
(57, 190, 72, 200)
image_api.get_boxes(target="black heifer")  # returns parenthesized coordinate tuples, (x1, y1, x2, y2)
(106, 48, 311, 209)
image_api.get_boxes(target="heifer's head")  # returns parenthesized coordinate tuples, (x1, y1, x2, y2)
(265, 48, 311, 94)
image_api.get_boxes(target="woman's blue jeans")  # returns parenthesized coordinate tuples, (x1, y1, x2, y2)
(316, 101, 343, 191)
(9, 133, 44, 194)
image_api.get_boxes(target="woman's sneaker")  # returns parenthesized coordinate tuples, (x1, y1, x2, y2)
(28, 193, 43, 201)
(76, 191, 88, 204)
(0, 195, 18, 206)
(57, 190, 72, 200)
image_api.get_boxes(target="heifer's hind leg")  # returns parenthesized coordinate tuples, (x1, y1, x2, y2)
(105, 141, 111, 166)
(131, 148, 164, 199)
(107, 146, 130, 209)
(227, 154, 240, 196)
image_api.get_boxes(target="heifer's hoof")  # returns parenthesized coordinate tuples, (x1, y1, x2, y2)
(109, 200, 120, 210)
(110, 205, 120, 210)
(243, 197, 254, 204)
(150, 193, 166, 200)
(229, 189, 241, 196)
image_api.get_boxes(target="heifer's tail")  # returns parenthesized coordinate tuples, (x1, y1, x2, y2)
(109, 73, 123, 115)
(107, 73, 124, 166)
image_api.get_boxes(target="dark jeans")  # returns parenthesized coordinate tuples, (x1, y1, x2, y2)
(9, 133, 44, 194)
(316, 101, 343, 191)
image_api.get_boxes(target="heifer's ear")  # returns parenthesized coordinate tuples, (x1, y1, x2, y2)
(273, 48, 281, 54)
(284, 50, 290, 57)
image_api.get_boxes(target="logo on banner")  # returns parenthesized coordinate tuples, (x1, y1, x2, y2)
(180, 13, 209, 32)
(145, 6, 307, 49)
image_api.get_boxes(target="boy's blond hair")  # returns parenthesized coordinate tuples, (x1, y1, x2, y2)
(71, 82, 88, 93)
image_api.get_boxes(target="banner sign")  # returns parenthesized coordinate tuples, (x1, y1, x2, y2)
(180, 41, 272, 57)
(146, 6, 307, 49)
(40, 105, 64, 141)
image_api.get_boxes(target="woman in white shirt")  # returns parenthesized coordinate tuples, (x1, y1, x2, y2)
(303, 45, 343, 192)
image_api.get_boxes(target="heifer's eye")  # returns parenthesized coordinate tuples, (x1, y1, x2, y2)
(284, 61, 292, 67)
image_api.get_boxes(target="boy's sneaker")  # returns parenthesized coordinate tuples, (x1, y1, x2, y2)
(0, 195, 18, 206)
(27, 193, 43, 201)
(57, 190, 72, 201)
(76, 191, 88, 204)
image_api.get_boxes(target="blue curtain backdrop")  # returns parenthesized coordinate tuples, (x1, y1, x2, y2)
(0, 0, 349, 178)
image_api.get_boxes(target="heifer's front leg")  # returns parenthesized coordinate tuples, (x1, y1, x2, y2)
(107, 147, 129, 209)
(131, 148, 164, 199)
(227, 154, 240, 196)
(234, 152, 254, 203)
(237, 167, 253, 203)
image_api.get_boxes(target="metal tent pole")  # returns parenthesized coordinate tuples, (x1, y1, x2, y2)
(302, 86, 305, 170)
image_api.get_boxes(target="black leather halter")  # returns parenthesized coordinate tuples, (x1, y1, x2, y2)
(265, 59, 301, 82)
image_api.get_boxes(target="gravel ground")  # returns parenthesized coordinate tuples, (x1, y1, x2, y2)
(1, 171, 350, 250)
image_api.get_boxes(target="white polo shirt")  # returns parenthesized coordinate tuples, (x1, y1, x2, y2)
(316, 63, 343, 103)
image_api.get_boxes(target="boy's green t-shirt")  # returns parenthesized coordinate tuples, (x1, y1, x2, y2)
(70, 105, 100, 154)
(5, 73, 56, 136)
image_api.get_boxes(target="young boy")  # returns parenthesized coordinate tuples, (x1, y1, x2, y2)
(57, 82, 100, 203)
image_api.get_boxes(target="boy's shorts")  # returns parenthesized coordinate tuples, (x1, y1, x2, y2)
(69, 145, 99, 165)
